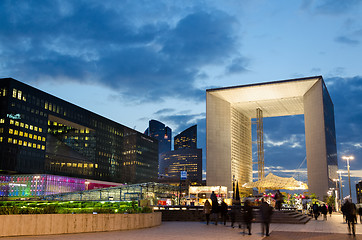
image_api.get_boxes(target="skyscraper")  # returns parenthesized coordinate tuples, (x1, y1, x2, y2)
(144, 120, 172, 174)
(174, 125, 197, 150)
(160, 125, 202, 185)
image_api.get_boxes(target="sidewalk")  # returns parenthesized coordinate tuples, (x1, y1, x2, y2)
(1, 213, 361, 240)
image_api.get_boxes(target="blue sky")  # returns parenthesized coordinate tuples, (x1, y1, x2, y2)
(1, 0, 361, 200)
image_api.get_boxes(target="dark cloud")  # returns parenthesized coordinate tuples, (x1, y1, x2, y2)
(154, 108, 175, 115)
(335, 36, 360, 45)
(226, 57, 249, 74)
(0, 1, 242, 103)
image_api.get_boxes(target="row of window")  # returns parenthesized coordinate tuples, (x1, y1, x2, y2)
(49, 162, 98, 168)
(7, 137, 46, 150)
(9, 119, 43, 133)
(8, 128, 46, 142)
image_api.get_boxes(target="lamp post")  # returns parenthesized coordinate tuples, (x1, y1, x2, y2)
(337, 170, 343, 201)
(342, 155, 354, 201)
(333, 179, 339, 211)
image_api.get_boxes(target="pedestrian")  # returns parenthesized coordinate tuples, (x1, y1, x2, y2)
(260, 198, 273, 237)
(359, 206, 362, 224)
(203, 200, 212, 225)
(321, 204, 327, 221)
(344, 199, 357, 236)
(229, 200, 241, 228)
(312, 202, 319, 220)
(328, 205, 333, 217)
(210, 191, 219, 225)
(220, 199, 228, 225)
(243, 199, 253, 235)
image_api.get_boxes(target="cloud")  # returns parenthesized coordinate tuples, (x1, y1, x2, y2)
(309, 0, 362, 15)
(154, 108, 176, 115)
(0, 1, 243, 103)
(335, 36, 360, 45)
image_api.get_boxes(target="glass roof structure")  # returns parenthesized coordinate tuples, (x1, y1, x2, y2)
(43, 182, 179, 202)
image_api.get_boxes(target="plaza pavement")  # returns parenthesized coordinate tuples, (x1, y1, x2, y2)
(2, 213, 361, 240)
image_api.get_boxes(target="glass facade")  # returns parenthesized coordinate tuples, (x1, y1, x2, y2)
(174, 125, 197, 150)
(160, 148, 202, 185)
(0, 174, 85, 198)
(0, 78, 158, 184)
(145, 120, 172, 154)
(322, 81, 338, 188)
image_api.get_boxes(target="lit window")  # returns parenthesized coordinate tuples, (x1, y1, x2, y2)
(30, 125, 33, 130)
(17, 90, 22, 100)
(80, 129, 84, 134)
(19, 131, 23, 136)
(10, 120, 14, 125)
(95, 164, 98, 168)
(85, 137, 89, 140)
(12, 89, 17, 98)
(20, 122, 24, 127)
(41, 145, 45, 150)
(18, 140, 22, 145)
(22, 95, 26, 101)
(14, 130, 18, 135)
(0, 119, 4, 123)
(28, 142, 31, 147)
(23, 141, 27, 146)
(37, 144, 41, 149)
(0, 137, 2, 142)
(45, 102, 48, 109)
(29, 134, 33, 138)
(33, 135, 37, 139)
(25, 124, 28, 129)
(15, 121, 19, 126)
(85, 143, 88, 147)
(34, 126, 38, 131)
(72, 163, 77, 167)
(49, 103, 52, 111)
(0, 128, 3, 133)
(86, 129, 90, 134)
(39, 128, 42, 133)
(32, 143, 36, 148)
(24, 132, 28, 137)
(42, 137, 45, 141)
(8, 138, 12, 143)
(37, 136, 41, 141)
(74, 136, 78, 140)
(9, 129, 13, 134)
(13, 139, 17, 144)
(89, 164, 93, 168)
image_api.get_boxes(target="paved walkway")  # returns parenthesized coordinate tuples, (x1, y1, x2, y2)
(2, 213, 361, 240)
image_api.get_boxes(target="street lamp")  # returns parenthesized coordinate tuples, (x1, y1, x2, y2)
(333, 179, 339, 211)
(342, 155, 354, 201)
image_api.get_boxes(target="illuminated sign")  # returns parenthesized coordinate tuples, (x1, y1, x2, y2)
(180, 171, 187, 180)
(7, 113, 21, 120)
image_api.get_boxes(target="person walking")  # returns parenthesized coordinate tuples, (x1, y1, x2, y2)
(359, 206, 362, 224)
(260, 198, 273, 237)
(243, 200, 253, 235)
(229, 200, 241, 228)
(328, 205, 333, 217)
(220, 199, 228, 225)
(210, 191, 219, 225)
(321, 204, 327, 221)
(344, 199, 357, 236)
(312, 202, 319, 220)
(203, 200, 212, 225)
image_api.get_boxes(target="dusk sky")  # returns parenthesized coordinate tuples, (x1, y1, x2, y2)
(1, 0, 361, 200)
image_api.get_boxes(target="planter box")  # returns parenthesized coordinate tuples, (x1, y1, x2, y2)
(0, 212, 161, 237)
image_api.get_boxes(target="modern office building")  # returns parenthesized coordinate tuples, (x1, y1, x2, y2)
(357, 181, 362, 204)
(206, 76, 338, 199)
(144, 120, 172, 154)
(0, 78, 158, 185)
(174, 125, 197, 150)
(159, 125, 202, 185)
(144, 119, 172, 174)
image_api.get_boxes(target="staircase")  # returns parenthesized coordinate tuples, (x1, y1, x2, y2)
(156, 207, 311, 224)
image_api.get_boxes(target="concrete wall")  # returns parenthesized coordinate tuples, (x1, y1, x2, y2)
(0, 212, 161, 237)
(304, 79, 329, 200)
(206, 93, 232, 190)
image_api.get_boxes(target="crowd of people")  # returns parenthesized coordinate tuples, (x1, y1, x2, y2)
(203, 191, 361, 237)
(203, 191, 273, 237)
